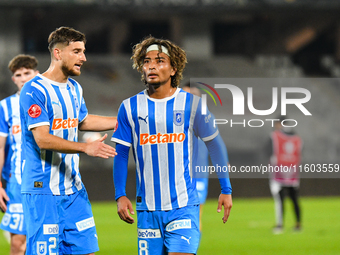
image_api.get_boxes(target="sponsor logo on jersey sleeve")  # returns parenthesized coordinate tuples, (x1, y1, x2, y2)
(28, 104, 42, 118)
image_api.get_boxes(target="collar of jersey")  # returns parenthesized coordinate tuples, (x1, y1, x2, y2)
(143, 87, 180, 102)
(38, 74, 68, 88)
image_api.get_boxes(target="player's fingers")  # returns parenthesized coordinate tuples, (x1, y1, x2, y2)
(122, 209, 134, 224)
(100, 144, 117, 155)
(217, 199, 223, 213)
(98, 133, 108, 142)
(0, 190, 9, 201)
(0, 196, 7, 212)
(128, 202, 135, 215)
(95, 146, 117, 158)
(223, 207, 231, 223)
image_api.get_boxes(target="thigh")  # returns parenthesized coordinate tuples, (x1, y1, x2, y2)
(61, 189, 99, 255)
(137, 210, 165, 255)
(164, 205, 200, 254)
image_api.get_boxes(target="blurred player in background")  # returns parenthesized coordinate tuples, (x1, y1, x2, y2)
(0, 54, 39, 255)
(266, 117, 303, 234)
(112, 36, 232, 255)
(19, 27, 117, 255)
(182, 83, 209, 231)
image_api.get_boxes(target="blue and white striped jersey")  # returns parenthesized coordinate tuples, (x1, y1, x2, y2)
(112, 88, 219, 211)
(20, 74, 88, 195)
(0, 93, 22, 184)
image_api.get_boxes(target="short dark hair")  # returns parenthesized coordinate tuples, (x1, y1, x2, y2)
(8, 54, 38, 73)
(131, 35, 187, 88)
(48, 26, 86, 52)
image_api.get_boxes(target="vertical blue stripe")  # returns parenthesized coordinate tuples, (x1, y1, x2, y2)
(71, 158, 77, 193)
(166, 98, 179, 209)
(148, 99, 161, 210)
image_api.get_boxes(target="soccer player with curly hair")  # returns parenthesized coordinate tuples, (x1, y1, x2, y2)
(112, 36, 232, 255)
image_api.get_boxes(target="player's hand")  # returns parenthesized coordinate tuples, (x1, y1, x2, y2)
(84, 134, 117, 159)
(217, 194, 232, 224)
(117, 196, 135, 224)
(0, 187, 9, 213)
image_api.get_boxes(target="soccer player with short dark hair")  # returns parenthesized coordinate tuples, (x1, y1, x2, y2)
(19, 26, 117, 254)
(0, 54, 39, 255)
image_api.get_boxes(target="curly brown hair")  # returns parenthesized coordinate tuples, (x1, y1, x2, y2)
(131, 36, 187, 88)
(8, 54, 38, 74)
(48, 26, 86, 52)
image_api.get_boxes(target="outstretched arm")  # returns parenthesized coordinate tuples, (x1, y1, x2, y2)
(79, 114, 117, 132)
(113, 143, 134, 224)
(205, 134, 233, 223)
(32, 125, 117, 158)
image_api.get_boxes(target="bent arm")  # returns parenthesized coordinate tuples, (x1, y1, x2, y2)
(32, 125, 116, 158)
(79, 114, 117, 132)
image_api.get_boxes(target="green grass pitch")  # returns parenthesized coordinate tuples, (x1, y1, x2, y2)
(1, 197, 339, 254)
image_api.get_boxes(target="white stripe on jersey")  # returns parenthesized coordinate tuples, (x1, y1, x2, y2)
(155, 100, 171, 210)
(136, 95, 155, 210)
(173, 92, 188, 208)
(10, 96, 22, 184)
(1, 99, 9, 121)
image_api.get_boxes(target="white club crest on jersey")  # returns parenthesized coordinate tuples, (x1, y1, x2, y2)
(173, 110, 184, 126)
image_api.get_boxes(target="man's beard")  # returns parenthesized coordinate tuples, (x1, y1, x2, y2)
(61, 63, 80, 77)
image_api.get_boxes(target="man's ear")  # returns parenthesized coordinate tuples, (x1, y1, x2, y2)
(53, 48, 61, 60)
(171, 67, 177, 76)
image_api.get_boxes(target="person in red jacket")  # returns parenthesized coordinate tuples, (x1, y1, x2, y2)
(266, 117, 303, 234)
